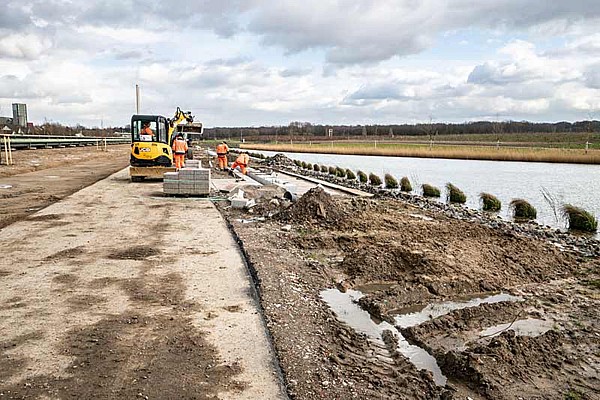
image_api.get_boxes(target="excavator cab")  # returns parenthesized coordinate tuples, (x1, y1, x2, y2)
(130, 115, 172, 167)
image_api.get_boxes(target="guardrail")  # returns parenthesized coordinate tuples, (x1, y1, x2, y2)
(0, 134, 131, 150)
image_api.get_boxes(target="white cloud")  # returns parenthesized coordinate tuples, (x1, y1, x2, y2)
(0, 33, 51, 59)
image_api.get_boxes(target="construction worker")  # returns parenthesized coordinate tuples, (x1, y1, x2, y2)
(215, 141, 229, 170)
(172, 133, 188, 169)
(231, 151, 250, 175)
(141, 122, 154, 137)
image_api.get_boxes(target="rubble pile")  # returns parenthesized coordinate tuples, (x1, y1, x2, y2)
(276, 186, 347, 225)
(263, 153, 296, 168)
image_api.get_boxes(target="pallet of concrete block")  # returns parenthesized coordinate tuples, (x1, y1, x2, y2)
(163, 168, 211, 196)
(184, 159, 201, 168)
(163, 172, 180, 195)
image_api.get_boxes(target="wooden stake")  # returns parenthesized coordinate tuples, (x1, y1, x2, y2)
(3, 137, 8, 165)
(8, 137, 12, 165)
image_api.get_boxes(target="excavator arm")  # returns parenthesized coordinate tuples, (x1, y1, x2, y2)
(167, 107, 194, 144)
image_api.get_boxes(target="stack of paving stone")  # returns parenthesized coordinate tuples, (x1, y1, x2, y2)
(184, 159, 200, 168)
(163, 163, 210, 196)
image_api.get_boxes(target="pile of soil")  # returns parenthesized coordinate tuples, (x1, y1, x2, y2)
(275, 186, 347, 225)
(263, 153, 296, 168)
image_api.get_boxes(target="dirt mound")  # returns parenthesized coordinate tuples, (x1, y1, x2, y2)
(276, 187, 347, 225)
(263, 153, 295, 167)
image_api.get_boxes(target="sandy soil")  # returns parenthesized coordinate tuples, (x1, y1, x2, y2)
(0, 144, 131, 178)
(220, 187, 599, 399)
(0, 169, 285, 399)
(0, 145, 131, 230)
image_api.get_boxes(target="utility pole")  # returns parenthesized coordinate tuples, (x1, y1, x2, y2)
(135, 84, 141, 114)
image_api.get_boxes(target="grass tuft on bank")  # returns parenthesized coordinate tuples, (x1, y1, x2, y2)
(385, 174, 398, 189)
(400, 177, 412, 192)
(422, 184, 441, 198)
(562, 205, 598, 232)
(369, 173, 382, 186)
(510, 199, 537, 220)
(480, 193, 502, 212)
(358, 171, 368, 183)
(446, 183, 466, 204)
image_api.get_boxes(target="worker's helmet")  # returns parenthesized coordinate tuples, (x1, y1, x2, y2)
(177, 133, 184, 138)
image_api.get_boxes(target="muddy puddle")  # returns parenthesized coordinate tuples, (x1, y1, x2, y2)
(479, 318, 554, 338)
(321, 289, 447, 386)
(321, 289, 528, 387)
(392, 292, 523, 328)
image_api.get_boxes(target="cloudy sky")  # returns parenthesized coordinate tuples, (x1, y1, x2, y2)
(1, 0, 599, 128)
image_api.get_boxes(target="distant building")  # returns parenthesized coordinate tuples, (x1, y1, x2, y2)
(12, 103, 27, 127)
(0, 117, 13, 126)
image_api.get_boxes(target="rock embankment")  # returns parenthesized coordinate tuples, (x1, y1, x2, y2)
(263, 154, 600, 258)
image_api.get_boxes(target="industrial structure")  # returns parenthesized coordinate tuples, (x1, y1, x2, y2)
(12, 103, 27, 127)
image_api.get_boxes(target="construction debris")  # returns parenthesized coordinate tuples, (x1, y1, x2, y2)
(229, 189, 256, 209)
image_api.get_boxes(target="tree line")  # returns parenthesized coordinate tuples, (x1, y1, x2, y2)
(205, 120, 600, 139)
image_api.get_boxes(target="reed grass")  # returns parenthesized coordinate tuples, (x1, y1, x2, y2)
(369, 173, 382, 186)
(400, 177, 412, 192)
(384, 174, 398, 189)
(346, 169, 356, 180)
(358, 171, 368, 183)
(562, 204, 598, 232)
(241, 143, 600, 165)
(446, 183, 466, 204)
(510, 199, 537, 220)
(422, 184, 441, 198)
(479, 193, 502, 212)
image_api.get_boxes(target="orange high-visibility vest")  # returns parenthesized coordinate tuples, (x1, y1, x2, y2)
(236, 153, 249, 165)
(172, 139, 188, 154)
(216, 143, 229, 156)
(141, 127, 154, 135)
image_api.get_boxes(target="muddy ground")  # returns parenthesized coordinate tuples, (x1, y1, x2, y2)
(221, 186, 599, 399)
(0, 165, 284, 399)
(0, 144, 130, 229)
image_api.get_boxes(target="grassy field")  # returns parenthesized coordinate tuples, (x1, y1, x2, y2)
(240, 141, 600, 164)
(392, 132, 600, 147)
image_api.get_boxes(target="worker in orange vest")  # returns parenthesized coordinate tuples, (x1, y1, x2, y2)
(231, 151, 250, 174)
(172, 133, 188, 169)
(215, 141, 229, 170)
(141, 122, 154, 137)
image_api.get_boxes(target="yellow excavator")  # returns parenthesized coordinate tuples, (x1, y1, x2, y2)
(129, 107, 194, 181)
